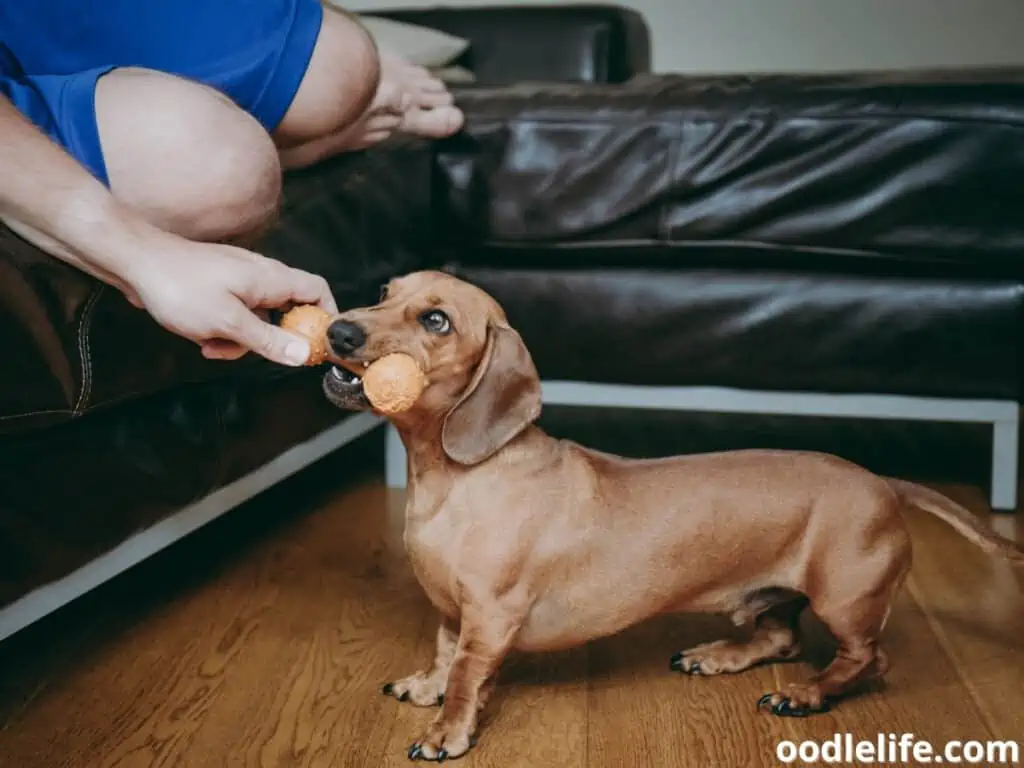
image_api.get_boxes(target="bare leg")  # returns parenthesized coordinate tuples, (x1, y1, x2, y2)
(272, 4, 380, 148)
(7, 8, 457, 252)
(96, 69, 283, 243)
(2, 66, 284, 274)
(672, 599, 806, 676)
(383, 619, 458, 707)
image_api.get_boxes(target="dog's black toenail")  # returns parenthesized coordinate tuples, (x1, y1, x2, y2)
(436, 694, 444, 705)
(408, 744, 423, 760)
(773, 699, 809, 718)
(437, 749, 448, 762)
(669, 652, 683, 671)
(383, 683, 394, 695)
(688, 661, 702, 675)
(757, 693, 774, 711)
(398, 690, 410, 702)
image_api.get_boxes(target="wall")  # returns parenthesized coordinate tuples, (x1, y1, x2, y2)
(348, 0, 1024, 74)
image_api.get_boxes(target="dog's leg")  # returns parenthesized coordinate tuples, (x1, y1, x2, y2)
(672, 598, 806, 676)
(757, 572, 904, 717)
(383, 619, 458, 707)
(407, 613, 521, 761)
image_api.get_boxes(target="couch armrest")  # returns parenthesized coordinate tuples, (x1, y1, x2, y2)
(368, 4, 651, 85)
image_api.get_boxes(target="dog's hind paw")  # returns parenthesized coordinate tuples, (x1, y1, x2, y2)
(757, 689, 831, 717)
(669, 651, 703, 675)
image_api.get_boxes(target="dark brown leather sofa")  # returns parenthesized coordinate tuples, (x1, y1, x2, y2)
(422, 72, 1024, 515)
(2, 4, 1021, 643)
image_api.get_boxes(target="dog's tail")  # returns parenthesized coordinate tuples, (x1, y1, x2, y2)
(887, 477, 1024, 562)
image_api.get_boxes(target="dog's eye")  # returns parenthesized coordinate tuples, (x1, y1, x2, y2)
(419, 309, 451, 335)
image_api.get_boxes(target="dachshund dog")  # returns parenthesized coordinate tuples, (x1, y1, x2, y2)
(320, 270, 1024, 761)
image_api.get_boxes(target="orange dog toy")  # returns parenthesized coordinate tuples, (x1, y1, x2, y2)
(363, 353, 427, 413)
(280, 305, 333, 365)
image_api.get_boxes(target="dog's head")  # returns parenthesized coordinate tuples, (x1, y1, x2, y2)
(323, 270, 542, 465)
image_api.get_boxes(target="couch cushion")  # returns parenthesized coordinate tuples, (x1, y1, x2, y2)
(372, 5, 651, 85)
(0, 138, 435, 434)
(436, 70, 1024, 276)
(456, 265, 1022, 400)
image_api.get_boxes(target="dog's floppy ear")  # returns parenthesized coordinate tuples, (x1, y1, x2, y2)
(441, 321, 542, 465)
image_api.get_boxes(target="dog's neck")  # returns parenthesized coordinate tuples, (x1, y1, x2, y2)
(392, 417, 556, 484)
(390, 416, 451, 483)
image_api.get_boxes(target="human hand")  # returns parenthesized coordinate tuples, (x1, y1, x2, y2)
(122, 232, 337, 366)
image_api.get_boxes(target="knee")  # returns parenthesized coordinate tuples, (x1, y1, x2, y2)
(97, 68, 283, 242)
(193, 123, 282, 243)
(275, 7, 381, 142)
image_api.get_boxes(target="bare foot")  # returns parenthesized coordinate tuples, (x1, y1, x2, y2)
(279, 51, 464, 167)
(355, 51, 465, 147)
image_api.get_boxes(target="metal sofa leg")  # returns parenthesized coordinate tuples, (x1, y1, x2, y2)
(385, 423, 407, 489)
(990, 416, 1020, 512)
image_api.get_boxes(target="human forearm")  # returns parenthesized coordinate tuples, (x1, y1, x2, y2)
(0, 94, 160, 295)
(0, 95, 338, 367)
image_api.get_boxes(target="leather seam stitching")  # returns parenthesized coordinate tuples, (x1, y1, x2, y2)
(0, 409, 73, 422)
(73, 285, 104, 415)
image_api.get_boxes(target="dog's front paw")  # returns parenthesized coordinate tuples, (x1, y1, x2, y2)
(407, 718, 477, 762)
(382, 672, 446, 707)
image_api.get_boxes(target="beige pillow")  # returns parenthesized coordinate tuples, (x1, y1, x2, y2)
(342, 11, 470, 69)
(432, 65, 476, 84)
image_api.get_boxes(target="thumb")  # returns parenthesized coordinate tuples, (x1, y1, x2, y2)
(224, 307, 311, 366)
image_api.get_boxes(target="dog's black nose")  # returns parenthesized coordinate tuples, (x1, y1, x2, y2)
(327, 320, 366, 355)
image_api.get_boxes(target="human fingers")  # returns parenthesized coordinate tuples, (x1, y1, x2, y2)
(237, 256, 339, 315)
(200, 339, 248, 361)
(219, 301, 312, 366)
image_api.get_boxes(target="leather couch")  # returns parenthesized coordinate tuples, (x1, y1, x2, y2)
(2, 3, 1021, 641)
(431, 69, 1024, 514)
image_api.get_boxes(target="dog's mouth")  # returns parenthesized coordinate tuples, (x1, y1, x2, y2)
(321, 362, 370, 410)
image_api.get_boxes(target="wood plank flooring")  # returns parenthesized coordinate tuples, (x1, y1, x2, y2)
(0, 444, 1021, 768)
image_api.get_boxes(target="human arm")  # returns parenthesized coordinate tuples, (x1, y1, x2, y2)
(0, 94, 336, 366)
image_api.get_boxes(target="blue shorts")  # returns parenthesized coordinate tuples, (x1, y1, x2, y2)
(0, 0, 324, 186)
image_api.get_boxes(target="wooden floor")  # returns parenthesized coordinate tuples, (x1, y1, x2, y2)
(0, 442, 1022, 768)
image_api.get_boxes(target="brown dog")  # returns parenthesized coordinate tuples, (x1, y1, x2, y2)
(321, 270, 1024, 761)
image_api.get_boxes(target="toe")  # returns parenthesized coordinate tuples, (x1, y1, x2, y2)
(774, 699, 809, 717)
(669, 652, 702, 675)
(416, 89, 455, 109)
(757, 692, 829, 717)
(401, 105, 464, 138)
